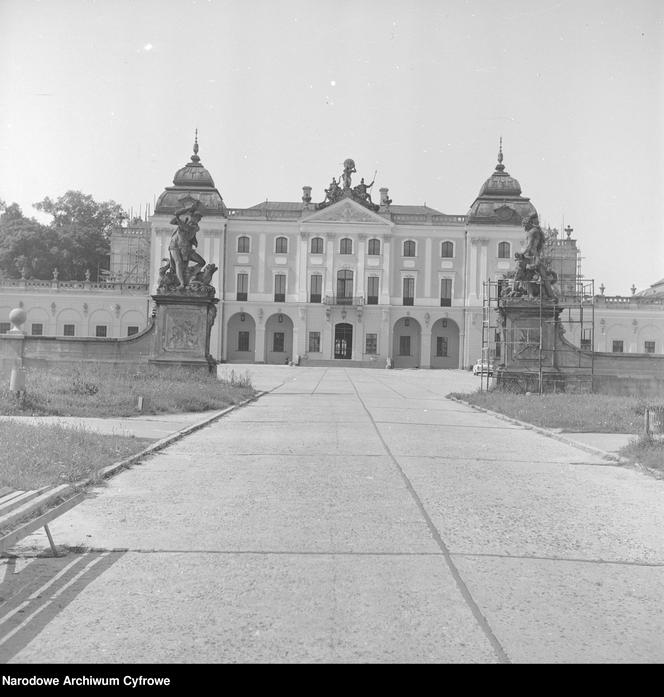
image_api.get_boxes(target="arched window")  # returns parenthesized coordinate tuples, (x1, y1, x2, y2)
(441, 241, 454, 258)
(337, 269, 353, 301)
(403, 240, 416, 257)
(275, 236, 288, 254)
(340, 238, 353, 255)
(237, 236, 250, 253)
(311, 237, 324, 254)
(498, 241, 511, 259)
(368, 238, 381, 255)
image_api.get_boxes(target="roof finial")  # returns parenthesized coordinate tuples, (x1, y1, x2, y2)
(496, 136, 505, 171)
(191, 128, 200, 163)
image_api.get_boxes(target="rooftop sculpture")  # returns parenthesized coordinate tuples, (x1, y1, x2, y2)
(316, 159, 380, 212)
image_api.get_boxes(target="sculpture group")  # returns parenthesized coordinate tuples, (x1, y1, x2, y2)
(502, 214, 558, 301)
(316, 158, 380, 212)
(157, 202, 217, 296)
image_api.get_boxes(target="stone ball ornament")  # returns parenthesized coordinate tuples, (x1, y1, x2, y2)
(9, 307, 27, 331)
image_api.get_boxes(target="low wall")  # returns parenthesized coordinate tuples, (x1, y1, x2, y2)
(0, 321, 156, 376)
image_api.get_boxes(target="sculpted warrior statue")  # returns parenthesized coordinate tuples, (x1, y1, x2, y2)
(168, 202, 206, 288)
(341, 158, 356, 189)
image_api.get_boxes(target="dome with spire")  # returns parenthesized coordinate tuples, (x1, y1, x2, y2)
(477, 141, 523, 197)
(155, 131, 227, 215)
(467, 140, 537, 225)
(172, 133, 216, 188)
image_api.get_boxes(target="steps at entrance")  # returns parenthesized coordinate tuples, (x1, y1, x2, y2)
(300, 358, 388, 369)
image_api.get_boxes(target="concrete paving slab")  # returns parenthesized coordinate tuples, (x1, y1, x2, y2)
(9, 552, 499, 664)
(376, 420, 616, 461)
(562, 432, 635, 456)
(400, 455, 664, 563)
(453, 554, 664, 663)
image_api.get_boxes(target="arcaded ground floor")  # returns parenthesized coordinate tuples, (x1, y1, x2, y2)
(219, 302, 483, 369)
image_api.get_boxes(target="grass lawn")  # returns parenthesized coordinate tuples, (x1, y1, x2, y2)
(450, 390, 661, 433)
(451, 389, 664, 472)
(0, 420, 153, 490)
(0, 364, 254, 418)
(0, 364, 256, 489)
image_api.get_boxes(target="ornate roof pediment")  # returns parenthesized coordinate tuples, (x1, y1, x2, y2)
(301, 198, 390, 225)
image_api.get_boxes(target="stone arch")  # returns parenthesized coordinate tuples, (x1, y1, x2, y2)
(392, 316, 421, 368)
(430, 317, 460, 368)
(227, 311, 257, 363)
(89, 309, 114, 337)
(121, 309, 146, 337)
(55, 308, 84, 336)
(265, 312, 294, 364)
(26, 306, 51, 335)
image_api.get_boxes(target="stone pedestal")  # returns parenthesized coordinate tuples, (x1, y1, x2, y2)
(149, 294, 219, 372)
(496, 299, 565, 392)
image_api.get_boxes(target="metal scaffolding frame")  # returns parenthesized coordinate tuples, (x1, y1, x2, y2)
(480, 278, 596, 393)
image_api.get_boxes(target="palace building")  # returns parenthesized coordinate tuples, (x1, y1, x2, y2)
(149, 138, 543, 368)
(3, 137, 661, 365)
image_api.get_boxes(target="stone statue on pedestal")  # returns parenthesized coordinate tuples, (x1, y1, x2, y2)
(157, 201, 217, 296)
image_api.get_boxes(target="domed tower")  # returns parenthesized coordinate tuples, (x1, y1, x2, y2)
(149, 132, 227, 361)
(154, 132, 227, 215)
(463, 141, 539, 366)
(466, 140, 537, 226)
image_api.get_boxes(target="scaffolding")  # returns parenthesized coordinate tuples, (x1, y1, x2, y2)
(480, 278, 596, 394)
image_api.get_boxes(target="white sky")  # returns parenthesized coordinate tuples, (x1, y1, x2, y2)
(0, 0, 662, 295)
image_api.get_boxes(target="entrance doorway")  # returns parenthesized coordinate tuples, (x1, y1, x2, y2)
(334, 323, 353, 359)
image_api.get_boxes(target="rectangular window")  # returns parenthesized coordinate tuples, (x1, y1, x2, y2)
(403, 277, 414, 306)
(644, 341, 655, 354)
(581, 328, 592, 350)
(31, 323, 43, 336)
(63, 324, 75, 337)
(365, 333, 377, 355)
(127, 326, 139, 336)
(308, 331, 320, 353)
(310, 274, 322, 303)
(237, 273, 248, 301)
(440, 278, 452, 307)
(612, 340, 624, 353)
(494, 330, 501, 359)
(367, 277, 379, 305)
(238, 330, 250, 352)
(436, 336, 448, 357)
(0, 322, 10, 334)
(399, 335, 411, 356)
(273, 332, 285, 353)
(95, 325, 107, 338)
(274, 274, 286, 303)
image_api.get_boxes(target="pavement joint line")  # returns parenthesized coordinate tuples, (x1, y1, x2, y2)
(450, 551, 664, 568)
(345, 369, 511, 665)
(58, 548, 448, 556)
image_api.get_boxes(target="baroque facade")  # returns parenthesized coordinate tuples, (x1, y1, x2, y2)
(2, 139, 662, 364)
(149, 140, 543, 368)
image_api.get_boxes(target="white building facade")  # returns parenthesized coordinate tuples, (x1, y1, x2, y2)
(149, 140, 538, 368)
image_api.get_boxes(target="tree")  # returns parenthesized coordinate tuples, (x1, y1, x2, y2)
(0, 202, 57, 279)
(33, 191, 127, 281)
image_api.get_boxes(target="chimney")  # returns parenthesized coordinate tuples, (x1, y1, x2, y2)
(379, 187, 392, 208)
(302, 186, 312, 204)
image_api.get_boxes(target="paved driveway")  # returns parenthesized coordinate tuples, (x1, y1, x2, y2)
(2, 367, 663, 663)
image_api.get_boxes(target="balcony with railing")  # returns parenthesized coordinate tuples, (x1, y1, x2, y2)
(324, 295, 364, 306)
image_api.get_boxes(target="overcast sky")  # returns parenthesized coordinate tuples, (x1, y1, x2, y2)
(0, 0, 662, 295)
